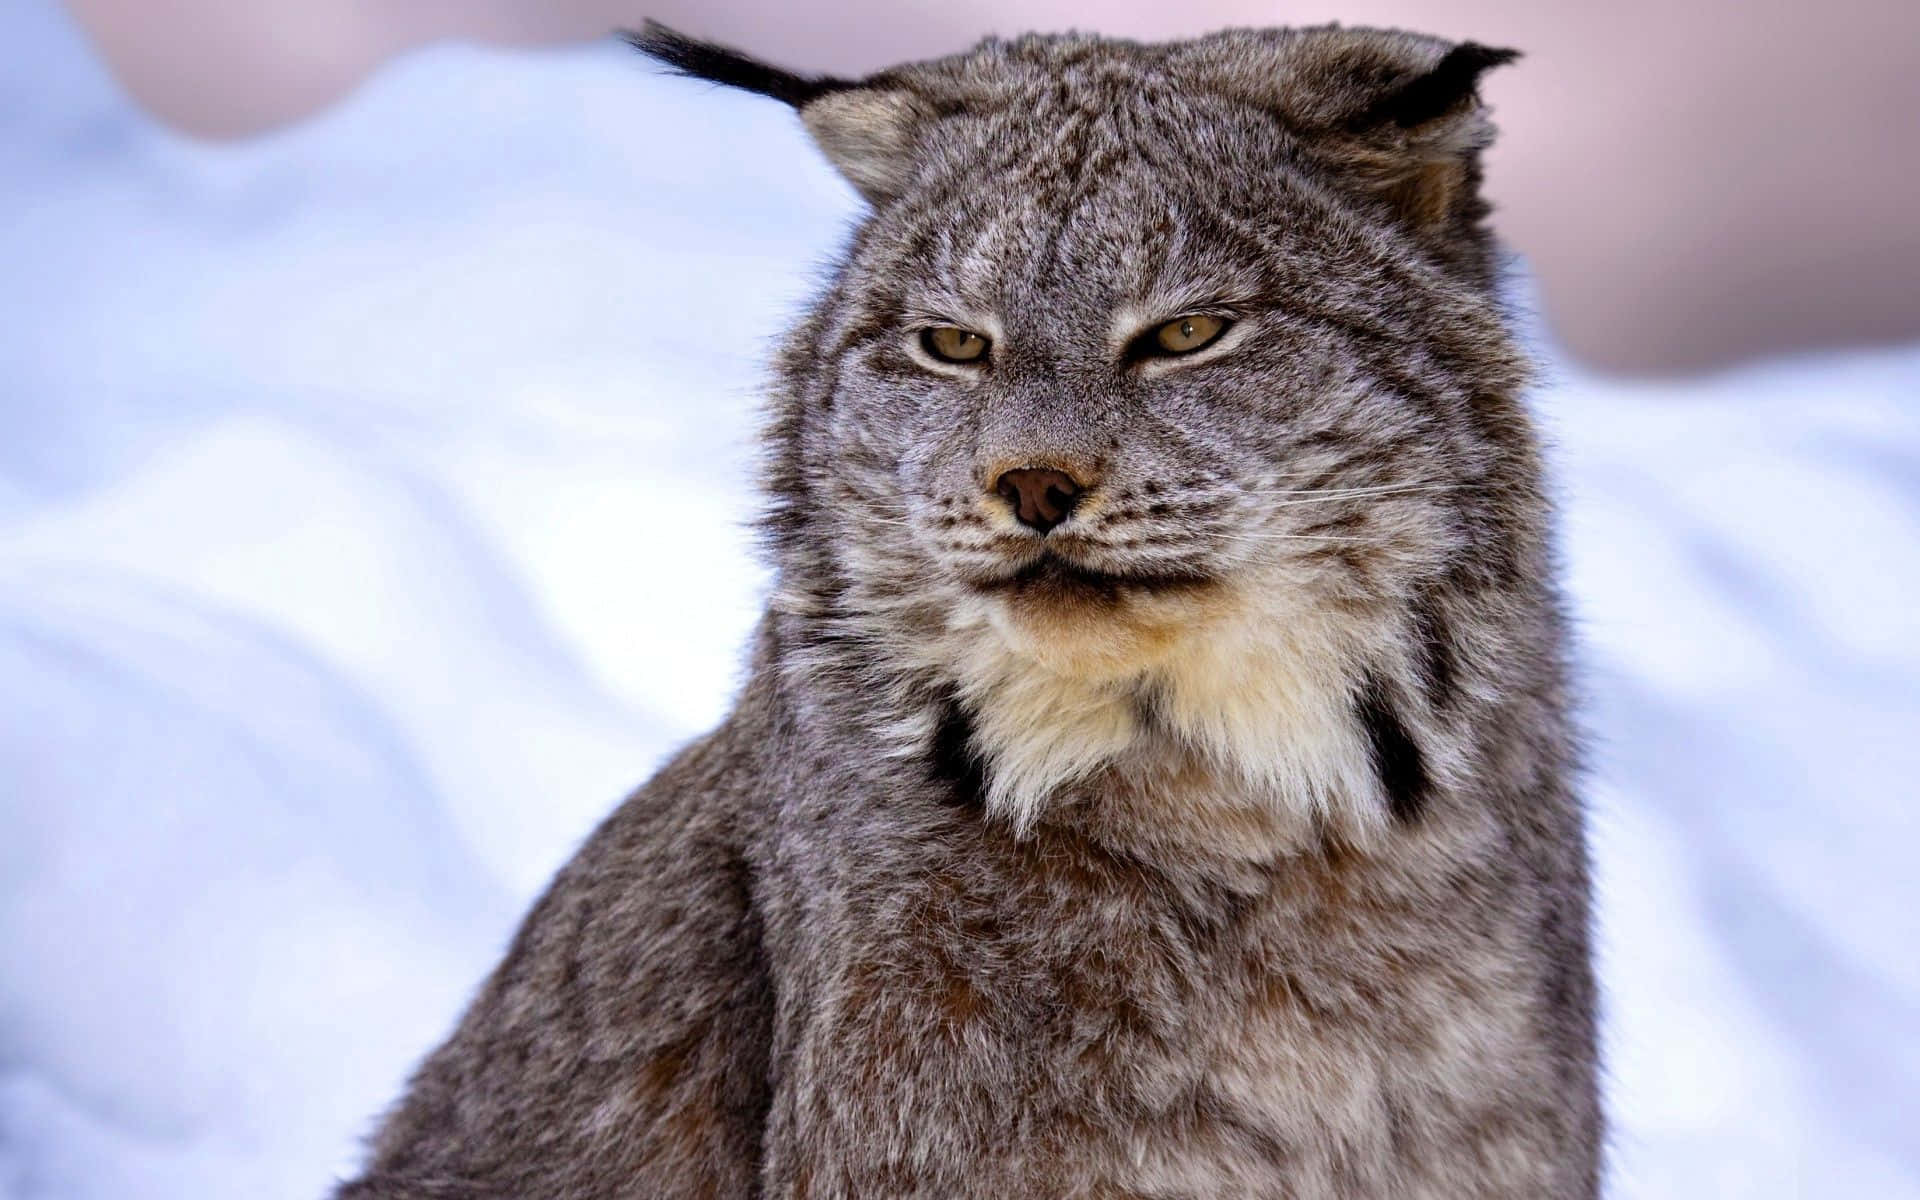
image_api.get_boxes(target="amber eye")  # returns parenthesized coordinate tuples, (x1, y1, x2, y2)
(921, 326, 992, 364)
(1151, 314, 1229, 355)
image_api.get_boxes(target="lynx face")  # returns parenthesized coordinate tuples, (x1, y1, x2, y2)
(821, 132, 1470, 642)
(714, 30, 1540, 836)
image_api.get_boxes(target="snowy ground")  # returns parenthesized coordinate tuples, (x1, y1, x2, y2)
(3, 1, 1915, 1195)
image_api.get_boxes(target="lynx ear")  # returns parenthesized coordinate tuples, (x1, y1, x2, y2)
(1332, 40, 1518, 234)
(1197, 30, 1518, 237)
(1345, 41, 1519, 133)
(798, 89, 932, 204)
(625, 22, 926, 205)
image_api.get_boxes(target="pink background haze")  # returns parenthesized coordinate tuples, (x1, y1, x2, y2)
(64, 0, 1920, 374)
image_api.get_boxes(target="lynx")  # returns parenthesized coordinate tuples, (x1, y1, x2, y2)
(339, 22, 1600, 1198)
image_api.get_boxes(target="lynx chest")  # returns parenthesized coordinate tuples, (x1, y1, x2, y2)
(764, 814, 1551, 1198)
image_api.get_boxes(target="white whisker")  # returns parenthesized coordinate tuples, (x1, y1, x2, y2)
(1236, 533, 1380, 544)
(1237, 482, 1454, 500)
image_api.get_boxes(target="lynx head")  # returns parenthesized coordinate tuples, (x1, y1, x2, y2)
(633, 25, 1549, 847)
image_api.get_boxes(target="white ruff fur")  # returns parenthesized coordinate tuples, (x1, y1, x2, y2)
(929, 577, 1390, 840)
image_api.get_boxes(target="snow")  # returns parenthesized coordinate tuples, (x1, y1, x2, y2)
(2, 0, 1915, 1194)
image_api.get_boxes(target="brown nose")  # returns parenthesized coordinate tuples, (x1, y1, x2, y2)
(994, 466, 1085, 534)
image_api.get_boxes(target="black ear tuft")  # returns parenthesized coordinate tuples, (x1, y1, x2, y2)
(1352, 42, 1519, 131)
(622, 21, 853, 109)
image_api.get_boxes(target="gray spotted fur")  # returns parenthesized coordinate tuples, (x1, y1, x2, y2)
(339, 24, 1600, 1199)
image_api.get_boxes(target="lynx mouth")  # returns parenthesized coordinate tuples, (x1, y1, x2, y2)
(979, 554, 1215, 602)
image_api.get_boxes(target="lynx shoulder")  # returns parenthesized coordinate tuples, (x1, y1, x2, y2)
(340, 22, 1599, 1199)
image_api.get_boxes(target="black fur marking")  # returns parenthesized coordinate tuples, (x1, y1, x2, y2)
(928, 691, 987, 810)
(1356, 676, 1431, 825)
(1409, 592, 1459, 711)
(623, 21, 854, 109)
(1351, 42, 1520, 131)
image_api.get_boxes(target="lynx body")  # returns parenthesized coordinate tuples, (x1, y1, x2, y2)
(341, 24, 1600, 1199)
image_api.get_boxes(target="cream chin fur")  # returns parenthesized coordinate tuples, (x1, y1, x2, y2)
(934, 577, 1389, 841)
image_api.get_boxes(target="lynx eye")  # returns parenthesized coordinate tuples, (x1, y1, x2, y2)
(921, 326, 991, 364)
(1152, 314, 1228, 355)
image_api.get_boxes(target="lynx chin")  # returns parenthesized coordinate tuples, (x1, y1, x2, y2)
(338, 22, 1600, 1199)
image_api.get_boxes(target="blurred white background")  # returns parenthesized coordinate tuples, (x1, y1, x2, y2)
(2, 0, 1916, 1196)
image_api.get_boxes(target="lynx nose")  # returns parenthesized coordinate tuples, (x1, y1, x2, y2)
(994, 466, 1085, 534)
